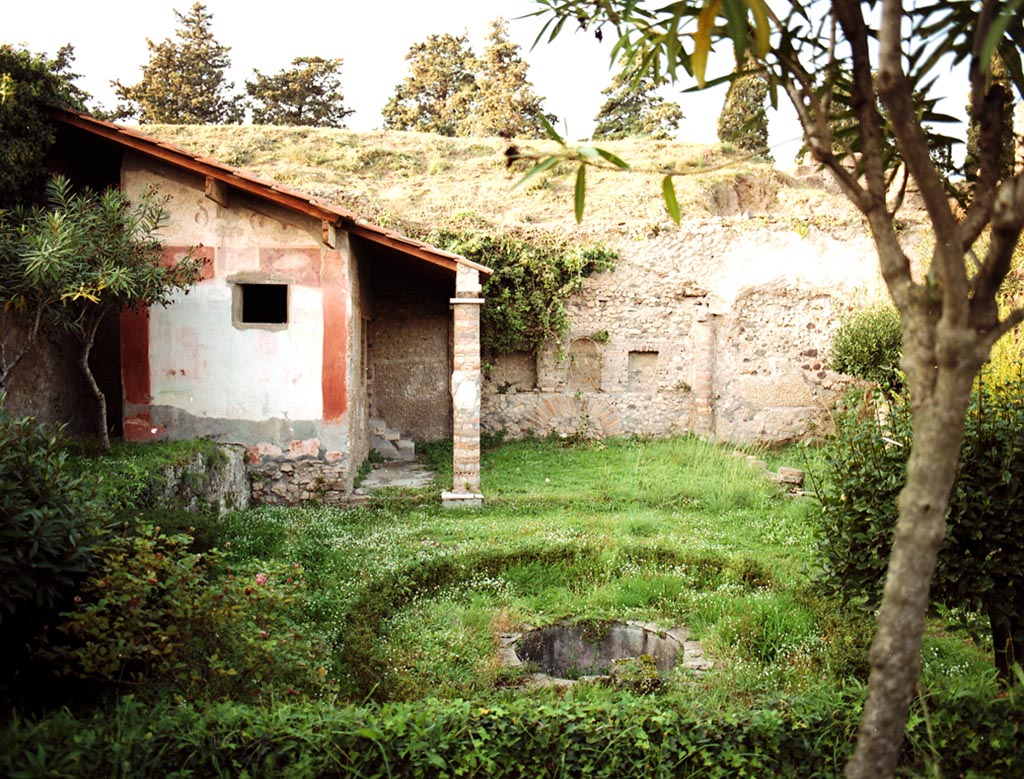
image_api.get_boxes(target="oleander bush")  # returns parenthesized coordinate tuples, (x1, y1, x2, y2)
(44, 525, 337, 704)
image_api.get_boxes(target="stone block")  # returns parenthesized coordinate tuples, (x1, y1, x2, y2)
(442, 490, 484, 508)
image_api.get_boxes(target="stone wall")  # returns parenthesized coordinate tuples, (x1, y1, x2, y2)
(246, 440, 351, 506)
(368, 263, 452, 441)
(483, 213, 913, 445)
(160, 444, 250, 513)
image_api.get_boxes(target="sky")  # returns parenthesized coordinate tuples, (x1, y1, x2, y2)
(3, 0, 815, 158)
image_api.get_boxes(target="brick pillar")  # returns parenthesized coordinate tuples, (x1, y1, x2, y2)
(443, 264, 484, 507)
(692, 306, 717, 438)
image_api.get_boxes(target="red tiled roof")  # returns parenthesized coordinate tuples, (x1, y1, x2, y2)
(53, 108, 491, 275)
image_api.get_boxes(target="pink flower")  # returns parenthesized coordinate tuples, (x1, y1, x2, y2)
(255, 573, 268, 586)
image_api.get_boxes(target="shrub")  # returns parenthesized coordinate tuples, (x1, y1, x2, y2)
(45, 525, 336, 703)
(828, 303, 903, 393)
(814, 376, 1024, 679)
(3, 684, 1023, 778)
(0, 408, 103, 642)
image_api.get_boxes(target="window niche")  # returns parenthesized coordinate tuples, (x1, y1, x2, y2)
(568, 337, 602, 392)
(231, 279, 289, 330)
(489, 351, 538, 393)
(627, 351, 659, 392)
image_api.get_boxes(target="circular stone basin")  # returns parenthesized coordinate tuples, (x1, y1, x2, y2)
(511, 620, 689, 680)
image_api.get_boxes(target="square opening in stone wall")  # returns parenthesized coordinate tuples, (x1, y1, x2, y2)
(235, 283, 288, 327)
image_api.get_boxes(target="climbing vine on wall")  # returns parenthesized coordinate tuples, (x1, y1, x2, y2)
(427, 229, 616, 355)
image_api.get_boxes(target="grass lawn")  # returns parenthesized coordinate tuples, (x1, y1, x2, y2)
(211, 435, 992, 708)
(5, 434, 1017, 778)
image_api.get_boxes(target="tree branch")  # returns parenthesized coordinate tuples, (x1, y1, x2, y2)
(828, 0, 916, 311)
(773, 49, 867, 208)
(972, 174, 1024, 330)
(875, 0, 963, 301)
(832, 0, 888, 208)
(962, 1, 1007, 248)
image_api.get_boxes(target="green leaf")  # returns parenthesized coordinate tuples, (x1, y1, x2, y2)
(721, 0, 748, 62)
(514, 156, 561, 190)
(595, 148, 630, 169)
(538, 113, 565, 144)
(980, 0, 1024, 69)
(662, 175, 681, 225)
(574, 165, 586, 223)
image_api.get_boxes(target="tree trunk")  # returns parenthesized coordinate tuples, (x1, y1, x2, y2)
(0, 307, 46, 397)
(846, 367, 975, 779)
(79, 314, 109, 451)
(990, 599, 1024, 683)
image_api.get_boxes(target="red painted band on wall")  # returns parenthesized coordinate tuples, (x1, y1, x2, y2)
(120, 306, 151, 406)
(321, 250, 348, 420)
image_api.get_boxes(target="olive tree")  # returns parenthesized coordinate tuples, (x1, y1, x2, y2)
(530, 1, 1024, 776)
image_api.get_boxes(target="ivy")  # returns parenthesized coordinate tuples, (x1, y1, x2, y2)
(428, 229, 616, 355)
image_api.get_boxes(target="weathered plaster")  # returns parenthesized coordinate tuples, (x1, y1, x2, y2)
(484, 216, 908, 445)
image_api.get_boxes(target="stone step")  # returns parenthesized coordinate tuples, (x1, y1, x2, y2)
(370, 417, 415, 461)
(371, 434, 400, 460)
(396, 438, 416, 461)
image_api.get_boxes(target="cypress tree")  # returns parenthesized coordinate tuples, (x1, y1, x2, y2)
(717, 57, 770, 158)
(469, 18, 556, 138)
(113, 2, 242, 124)
(593, 63, 683, 140)
(380, 33, 477, 136)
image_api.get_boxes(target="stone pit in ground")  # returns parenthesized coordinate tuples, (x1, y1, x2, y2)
(498, 620, 713, 688)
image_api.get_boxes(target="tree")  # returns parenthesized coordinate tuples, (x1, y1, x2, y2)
(245, 57, 354, 128)
(531, 1, 1024, 776)
(593, 61, 684, 140)
(717, 56, 770, 157)
(470, 18, 557, 138)
(381, 33, 478, 136)
(817, 376, 1024, 682)
(0, 45, 84, 209)
(113, 2, 242, 124)
(965, 54, 1016, 181)
(5, 177, 202, 448)
(0, 45, 88, 391)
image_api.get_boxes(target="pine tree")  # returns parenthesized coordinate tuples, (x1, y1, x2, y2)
(246, 57, 353, 127)
(113, 3, 242, 124)
(592, 63, 683, 140)
(469, 18, 556, 138)
(717, 57, 770, 158)
(380, 33, 478, 136)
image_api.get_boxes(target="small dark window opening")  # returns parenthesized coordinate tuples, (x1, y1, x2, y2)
(240, 284, 288, 324)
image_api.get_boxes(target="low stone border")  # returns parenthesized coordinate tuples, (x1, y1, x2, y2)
(498, 620, 713, 689)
